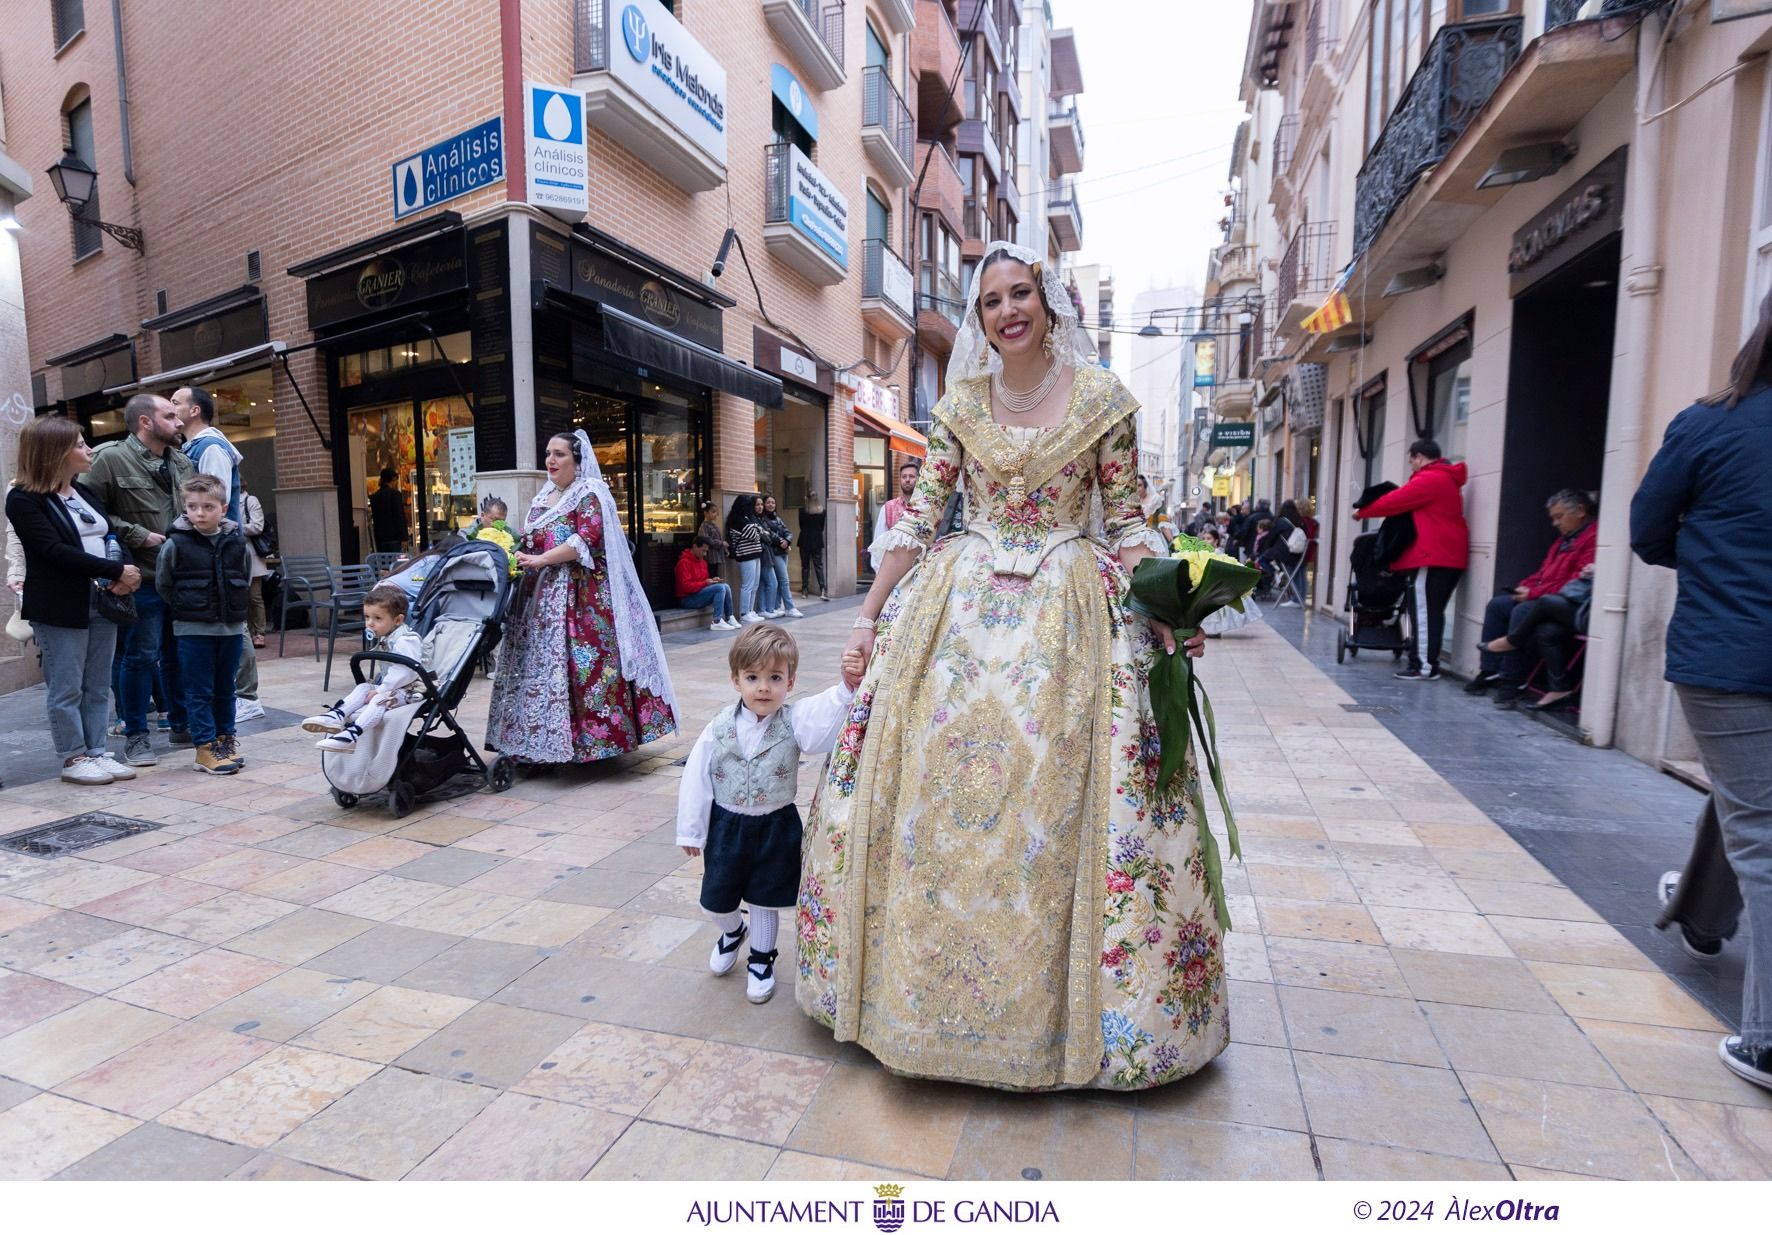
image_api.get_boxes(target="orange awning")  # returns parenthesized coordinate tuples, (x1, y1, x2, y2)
(853, 405, 927, 459)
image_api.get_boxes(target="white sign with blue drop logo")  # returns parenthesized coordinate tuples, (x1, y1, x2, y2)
(525, 82, 589, 219)
(391, 118, 505, 220)
(606, 1, 728, 169)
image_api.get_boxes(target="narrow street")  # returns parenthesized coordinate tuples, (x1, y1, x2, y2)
(0, 605, 1767, 1181)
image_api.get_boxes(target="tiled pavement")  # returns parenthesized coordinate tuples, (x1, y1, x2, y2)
(0, 605, 1768, 1181)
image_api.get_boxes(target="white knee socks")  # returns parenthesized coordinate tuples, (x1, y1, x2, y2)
(749, 907, 778, 953)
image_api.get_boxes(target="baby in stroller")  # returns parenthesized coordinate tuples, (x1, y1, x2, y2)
(303, 585, 425, 753)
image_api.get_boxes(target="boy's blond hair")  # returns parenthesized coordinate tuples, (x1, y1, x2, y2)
(729, 622, 799, 677)
(180, 473, 226, 503)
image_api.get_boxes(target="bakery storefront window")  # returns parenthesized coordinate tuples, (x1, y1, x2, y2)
(570, 376, 709, 609)
(334, 330, 477, 554)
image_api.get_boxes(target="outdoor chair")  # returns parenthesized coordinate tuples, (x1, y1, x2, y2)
(317, 563, 379, 692)
(365, 551, 405, 578)
(276, 554, 334, 658)
(1276, 556, 1309, 608)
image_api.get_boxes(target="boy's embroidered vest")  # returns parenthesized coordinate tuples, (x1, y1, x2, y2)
(709, 702, 800, 811)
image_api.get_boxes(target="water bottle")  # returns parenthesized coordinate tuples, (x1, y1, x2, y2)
(100, 533, 123, 588)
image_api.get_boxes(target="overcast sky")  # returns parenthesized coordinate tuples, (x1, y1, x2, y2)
(1060, 0, 1254, 313)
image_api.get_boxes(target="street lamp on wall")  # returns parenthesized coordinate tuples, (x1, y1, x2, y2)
(46, 148, 144, 253)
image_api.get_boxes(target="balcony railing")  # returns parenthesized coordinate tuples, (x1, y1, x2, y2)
(1274, 114, 1301, 181)
(1352, 16, 1524, 257)
(1277, 221, 1338, 311)
(1305, 0, 1340, 74)
(919, 263, 964, 325)
(573, 0, 610, 72)
(799, 0, 845, 72)
(862, 66, 914, 170)
(863, 238, 915, 322)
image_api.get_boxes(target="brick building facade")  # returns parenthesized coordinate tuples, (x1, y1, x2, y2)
(3, 0, 930, 609)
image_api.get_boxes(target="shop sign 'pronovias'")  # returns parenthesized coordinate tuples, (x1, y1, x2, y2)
(611, 2, 728, 168)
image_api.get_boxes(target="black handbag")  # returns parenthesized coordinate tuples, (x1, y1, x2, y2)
(95, 583, 138, 626)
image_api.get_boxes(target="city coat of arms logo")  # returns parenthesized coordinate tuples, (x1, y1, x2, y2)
(872, 1184, 906, 1233)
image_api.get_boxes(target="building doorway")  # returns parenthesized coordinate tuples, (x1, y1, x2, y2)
(766, 392, 829, 592)
(1495, 234, 1620, 591)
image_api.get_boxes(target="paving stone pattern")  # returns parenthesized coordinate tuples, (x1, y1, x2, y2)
(0, 607, 1767, 1180)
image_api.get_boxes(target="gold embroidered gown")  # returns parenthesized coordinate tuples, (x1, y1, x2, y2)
(796, 366, 1230, 1090)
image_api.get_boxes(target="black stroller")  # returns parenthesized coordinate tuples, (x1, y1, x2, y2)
(1336, 531, 1413, 664)
(323, 539, 517, 818)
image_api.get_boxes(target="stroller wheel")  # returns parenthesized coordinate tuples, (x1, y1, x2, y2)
(487, 755, 517, 794)
(1336, 630, 1347, 664)
(387, 780, 416, 819)
(330, 787, 359, 809)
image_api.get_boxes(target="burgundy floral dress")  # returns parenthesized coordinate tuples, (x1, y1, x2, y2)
(486, 490, 676, 762)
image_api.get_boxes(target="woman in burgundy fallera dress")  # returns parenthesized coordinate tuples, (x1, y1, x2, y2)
(486, 430, 677, 762)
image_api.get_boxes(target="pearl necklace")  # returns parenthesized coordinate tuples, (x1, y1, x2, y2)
(992, 357, 1060, 415)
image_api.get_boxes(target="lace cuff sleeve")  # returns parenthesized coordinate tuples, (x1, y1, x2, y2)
(1113, 525, 1171, 557)
(564, 533, 597, 570)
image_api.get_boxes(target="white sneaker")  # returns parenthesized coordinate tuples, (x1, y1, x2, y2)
(709, 923, 747, 975)
(764, 607, 785, 619)
(785, 608, 805, 618)
(302, 708, 347, 734)
(60, 757, 114, 785)
(315, 724, 363, 754)
(739, 612, 764, 624)
(92, 755, 137, 781)
(718, 618, 741, 631)
(234, 698, 267, 722)
(746, 948, 778, 1004)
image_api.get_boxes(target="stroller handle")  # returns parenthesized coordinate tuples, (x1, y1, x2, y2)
(347, 650, 443, 698)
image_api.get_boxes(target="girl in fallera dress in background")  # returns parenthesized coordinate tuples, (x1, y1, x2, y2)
(796, 240, 1229, 1091)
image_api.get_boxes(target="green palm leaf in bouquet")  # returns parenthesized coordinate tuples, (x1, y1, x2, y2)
(1126, 539, 1262, 931)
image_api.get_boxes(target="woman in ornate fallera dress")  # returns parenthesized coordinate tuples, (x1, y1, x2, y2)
(486, 430, 677, 763)
(795, 241, 1230, 1091)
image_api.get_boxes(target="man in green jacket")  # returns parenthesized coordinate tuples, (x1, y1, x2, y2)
(87, 393, 195, 766)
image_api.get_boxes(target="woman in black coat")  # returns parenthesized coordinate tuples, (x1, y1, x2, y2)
(1632, 290, 1772, 1093)
(4, 417, 141, 785)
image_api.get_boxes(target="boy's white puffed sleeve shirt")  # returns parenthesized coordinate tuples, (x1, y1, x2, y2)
(673, 683, 854, 850)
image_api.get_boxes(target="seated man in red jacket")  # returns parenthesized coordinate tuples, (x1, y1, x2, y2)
(675, 541, 738, 632)
(1467, 488, 1598, 706)
(1353, 439, 1470, 681)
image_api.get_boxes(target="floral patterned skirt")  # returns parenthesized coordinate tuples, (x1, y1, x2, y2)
(485, 563, 675, 763)
(796, 534, 1229, 1090)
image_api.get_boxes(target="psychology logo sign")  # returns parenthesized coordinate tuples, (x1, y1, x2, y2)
(607, 1, 728, 168)
(391, 118, 505, 220)
(525, 83, 589, 219)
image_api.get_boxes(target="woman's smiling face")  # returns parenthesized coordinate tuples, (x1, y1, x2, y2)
(978, 258, 1047, 359)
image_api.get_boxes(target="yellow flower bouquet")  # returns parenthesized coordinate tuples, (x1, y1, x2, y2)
(469, 521, 520, 576)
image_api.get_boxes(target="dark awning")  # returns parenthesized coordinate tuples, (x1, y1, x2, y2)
(534, 282, 782, 408)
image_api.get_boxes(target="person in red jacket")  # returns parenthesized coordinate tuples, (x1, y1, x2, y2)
(1467, 489, 1598, 704)
(1353, 439, 1469, 680)
(676, 541, 738, 631)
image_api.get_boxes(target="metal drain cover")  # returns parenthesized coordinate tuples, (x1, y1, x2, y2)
(1340, 703, 1398, 716)
(0, 812, 163, 858)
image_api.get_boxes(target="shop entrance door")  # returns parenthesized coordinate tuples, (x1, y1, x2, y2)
(1495, 235, 1619, 592)
(854, 432, 887, 581)
(346, 396, 476, 557)
(574, 384, 706, 609)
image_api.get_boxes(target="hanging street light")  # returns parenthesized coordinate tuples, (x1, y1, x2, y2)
(46, 148, 143, 253)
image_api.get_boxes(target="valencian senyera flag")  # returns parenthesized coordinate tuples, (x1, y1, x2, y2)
(1301, 263, 1354, 334)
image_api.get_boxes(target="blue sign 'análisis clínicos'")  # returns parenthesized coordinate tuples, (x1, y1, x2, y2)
(391, 118, 505, 220)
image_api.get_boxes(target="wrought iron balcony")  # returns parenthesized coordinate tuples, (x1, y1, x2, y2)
(1274, 114, 1301, 181)
(1277, 221, 1338, 315)
(862, 239, 916, 337)
(1047, 192, 1083, 252)
(1352, 16, 1523, 258)
(1304, 0, 1340, 73)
